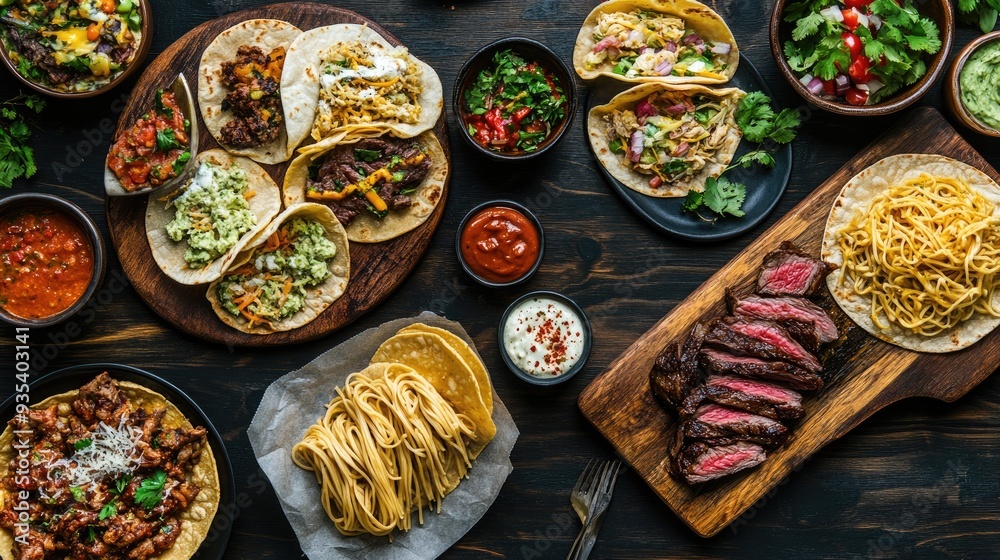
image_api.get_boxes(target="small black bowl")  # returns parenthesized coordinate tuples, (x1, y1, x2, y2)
(0, 194, 106, 327)
(453, 37, 577, 161)
(456, 200, 545, 288)
(498, 291, 592, 386)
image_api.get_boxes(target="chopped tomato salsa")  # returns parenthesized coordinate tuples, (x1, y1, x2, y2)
(107, 90, 191, 191)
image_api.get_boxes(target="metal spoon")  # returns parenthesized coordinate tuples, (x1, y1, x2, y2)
(104, 73, 199, 197)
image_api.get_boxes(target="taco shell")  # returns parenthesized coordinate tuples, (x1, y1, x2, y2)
(822, 154, 1000, 353)
(198, 19, 302, 164)
(397, 323, 493, 413)
(146, 149, 282, 286)
(588, 82, 744, 197)
(573, 0, 739, 84)
(0, 378, 220, 560)
(283, 130, 448, 243)
(206, 203, 350, 334)
(280, 24, 443, 154)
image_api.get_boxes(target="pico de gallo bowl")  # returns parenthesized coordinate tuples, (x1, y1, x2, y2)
(771, 0, 952, 114)
(454, 37, 576, 161)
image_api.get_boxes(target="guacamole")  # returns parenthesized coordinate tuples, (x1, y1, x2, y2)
(217, 218, 338, 324)
(165, 162, 255, 268)
(960, 40, 1000, 131)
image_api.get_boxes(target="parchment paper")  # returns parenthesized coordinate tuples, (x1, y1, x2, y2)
(248, 312, 519, 559)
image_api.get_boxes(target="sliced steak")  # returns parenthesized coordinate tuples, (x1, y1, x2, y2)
(727, 291, 838, 344)
(705, 317, 822, 373)
(705, 375, 804, 420)
(683, 404, 788, 447)
(756, 241, 833, 297)
(699, 347, 824, 390)
(649, 343, 687, 414)
(676, 440, 767, 484)
(780, 319, 821, 353)
(666, 424, 686, 478)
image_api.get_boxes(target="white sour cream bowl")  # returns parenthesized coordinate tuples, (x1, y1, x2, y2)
(499, 291, 592, 385)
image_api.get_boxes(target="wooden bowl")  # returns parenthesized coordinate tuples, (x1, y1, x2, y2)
(769, 0, 954, 115)
(0, 0, 153, 99)
(944, 30, 1000, 138)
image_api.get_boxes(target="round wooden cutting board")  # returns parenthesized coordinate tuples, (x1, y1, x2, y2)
(106, 3, 450, 346)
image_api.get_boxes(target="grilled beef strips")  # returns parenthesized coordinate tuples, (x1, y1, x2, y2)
(648, 241, 835, 484)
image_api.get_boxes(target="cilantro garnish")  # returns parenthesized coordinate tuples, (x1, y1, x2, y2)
(957, 0, 1000, 32)
(354, 148, 381, 162)
(156, 129, 182, 152)
(0, 92, 45, 189)
(135, 470, 167, 510)
(69, 486, 85, 502)
(99, 501, 117, 520)
(73, 438, 92, 451)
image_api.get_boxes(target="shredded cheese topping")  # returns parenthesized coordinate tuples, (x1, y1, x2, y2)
(45, 417, 144, 494)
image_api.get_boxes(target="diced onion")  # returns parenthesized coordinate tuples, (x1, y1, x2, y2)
(869, 14, 882, 30)
(867, 79, 884, 94)
(710, 43, 731, 55)
(806, 77, 824, 95)
(799, 73, 814, 87)
(820, 5, 844, 22)
(857, 12, 870, 28)
(835, 74, 850, 95)
(628, 131, 644, 163)
(655, 60, 674, 75)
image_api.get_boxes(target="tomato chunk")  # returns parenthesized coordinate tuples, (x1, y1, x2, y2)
(848, 56, 874, 84)
(841, 31, 863, 60)
(845, 87, 869, 106)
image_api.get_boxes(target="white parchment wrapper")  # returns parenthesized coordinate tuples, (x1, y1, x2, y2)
(248, 312, 519, 559)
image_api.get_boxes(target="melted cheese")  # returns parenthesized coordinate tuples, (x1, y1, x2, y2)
(43, 27, 98, 63)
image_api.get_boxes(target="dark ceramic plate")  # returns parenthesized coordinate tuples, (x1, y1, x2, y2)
(586, 54, 793, 242)
(0, 363, 234, 559)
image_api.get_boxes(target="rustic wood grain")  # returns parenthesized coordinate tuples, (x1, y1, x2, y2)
(578, 107, 1000, 537)
(105, 3, 451, 346)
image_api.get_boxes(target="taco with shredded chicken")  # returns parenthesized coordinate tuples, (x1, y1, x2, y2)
(280, 24, 443, 154)
(573, 0, 739, 84)
(588, 82, 744, 197)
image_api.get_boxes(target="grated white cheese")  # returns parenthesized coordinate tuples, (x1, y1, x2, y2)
(45, 417, 143, 493)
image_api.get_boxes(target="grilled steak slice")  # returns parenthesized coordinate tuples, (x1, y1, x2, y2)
(649, 343, 687, 414)
(705, 317, 822, 372)
(699, 347, 823, 390)
(666, 424, 686, 478)
(706, 375, 804, 420)
(727, 291, 838, 345)
(756, 241, 833, 297)
(683, 404, 788, 447)
(677, 440, 767, 484)
(679, 322, 708, 381)
(780, 319, 821, 353)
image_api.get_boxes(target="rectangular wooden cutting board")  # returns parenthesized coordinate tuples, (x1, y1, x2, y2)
(578, 107, 1000, 537)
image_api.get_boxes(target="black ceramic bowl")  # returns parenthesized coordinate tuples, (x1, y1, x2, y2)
(0, 0, 153, 99)
(456, 200, 545, 288)
(0, 193, 106, 327)
(498, 291, 592, 386)
(453, 37, 577, 161)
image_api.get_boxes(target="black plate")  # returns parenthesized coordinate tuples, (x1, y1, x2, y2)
(586, 54, 793, 242)
(0, 364, 235, 560)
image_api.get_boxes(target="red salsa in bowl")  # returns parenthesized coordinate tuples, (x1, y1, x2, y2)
(107, 88, 191, 191)
(457, 201, 543, 287)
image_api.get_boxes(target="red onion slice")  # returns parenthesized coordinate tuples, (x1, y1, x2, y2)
(806, 77, 824, 95)
(654, 60, 674, 75)
(628, 131, 644, 163)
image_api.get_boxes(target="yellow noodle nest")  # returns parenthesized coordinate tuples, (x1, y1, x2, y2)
(836, 173, 1000, 336)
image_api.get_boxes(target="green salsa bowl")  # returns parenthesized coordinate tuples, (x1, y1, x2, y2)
(946, 30, 1000, 138)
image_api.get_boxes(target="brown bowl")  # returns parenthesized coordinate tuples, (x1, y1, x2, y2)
(769, 0, 954, 115)
(0, 0, 153, 99)
(944, 30, 1000, 138)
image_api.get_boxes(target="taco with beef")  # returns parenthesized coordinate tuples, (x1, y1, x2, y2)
(280, 24, 443, 154)
(0, 372, 220, 560)
(283, 130, 447, 243)
(588, 82, 744, 197)
(145, 149, 281, 286)
(573, 0, 739, 84)
(198, 19, 302, 164)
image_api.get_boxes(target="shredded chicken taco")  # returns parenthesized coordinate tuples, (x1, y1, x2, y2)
(280, 24, 443, 154)
(0, 373, 220, 560)
(206, 203, 350, 334)
(283, 130, 448, 243)
(588, 82, 744, 197)
(198, 19, 302, 164)
(145, 149, 281, 286)
(573, 0, 739, 84)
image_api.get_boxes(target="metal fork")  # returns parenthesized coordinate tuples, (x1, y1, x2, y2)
(567, 460, 622, 560)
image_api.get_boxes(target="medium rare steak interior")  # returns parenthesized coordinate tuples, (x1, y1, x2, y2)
(756, 241, 833, 297)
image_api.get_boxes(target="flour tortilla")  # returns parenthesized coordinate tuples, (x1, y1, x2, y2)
(280, 24, 443, 155)
(283, 130, 448, 243)
(573, 0, 739, 84)
(587, 82, 744, 197)
(0, 377, 220, 560)
(198, 19, 302, 164)
(822, 154, 1000, 353)
(206, 203, 350, 334)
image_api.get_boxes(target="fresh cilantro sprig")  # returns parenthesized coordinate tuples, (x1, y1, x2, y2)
(135, 470, 167, 510)
(682, 93, 801, 221)
(0, 92, 45, 189)
(957, 0, 1000, 32)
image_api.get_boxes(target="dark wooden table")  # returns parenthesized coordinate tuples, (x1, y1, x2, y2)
(2, 1, 999, 558)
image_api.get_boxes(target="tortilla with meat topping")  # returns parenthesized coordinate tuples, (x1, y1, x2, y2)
(0, 373, 219, 560)
(588, 82, 744, 197)
(283, 130, 448, 243)
(198, 19, 302, 164)
(280, 24, 443, 154)
(573, 0, 739, 84)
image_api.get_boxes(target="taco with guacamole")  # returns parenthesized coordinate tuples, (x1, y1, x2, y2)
(283, 130, 447, 243)
(146, 149, 281, 286)
(573, 0, 739, 84)
(588, 82, 744, 197)
(198, 19, 302, 164)
(0, 372, 220, 560)
(206, 203, 350, 334)
(280, 23, 444, 154)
